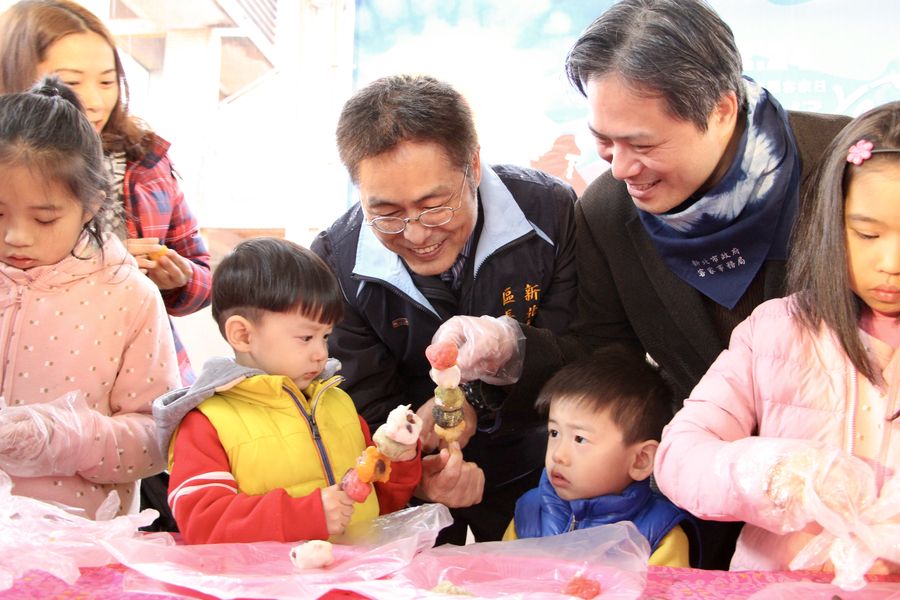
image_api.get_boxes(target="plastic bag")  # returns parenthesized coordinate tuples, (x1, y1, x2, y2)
(791, 475, 900, 591)
(720, 438, 876, 536)
(720, 438, 900, 590)
(105, 503, 452, 599)
(0, 469, 165, 591)
(115, 509, 649, 599)
(341, 521, 650, 599)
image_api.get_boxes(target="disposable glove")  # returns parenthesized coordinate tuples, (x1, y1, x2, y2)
(0, 391, 101, 477)
(431, 315, 525, 386)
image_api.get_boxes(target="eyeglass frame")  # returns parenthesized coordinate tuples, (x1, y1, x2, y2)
(363, 163, 471, 235)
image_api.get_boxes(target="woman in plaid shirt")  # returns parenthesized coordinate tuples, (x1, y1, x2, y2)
(0, 0, 212, 384)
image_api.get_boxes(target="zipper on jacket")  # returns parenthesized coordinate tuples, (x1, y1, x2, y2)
(846, 368, 858, 457)
(0, 287, 24, 396)
(848, 366, 894, 492)
(472, 230, 537, 282)
(284, 377, 343, 486)
(567, 515, 577, 532)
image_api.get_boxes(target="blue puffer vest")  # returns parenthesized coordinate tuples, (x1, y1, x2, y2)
(514, 471, 698, 556)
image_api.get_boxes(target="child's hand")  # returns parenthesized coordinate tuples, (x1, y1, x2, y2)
(320, 484, 355, 535)
(416, 397, 477, 453)
(126, 237, 193, 290)
(0, 407, 49, 465)
(0, 391, 100, 477)
(766, 446, 876, 531)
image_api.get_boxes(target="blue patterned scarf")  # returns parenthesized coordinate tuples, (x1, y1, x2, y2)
(638, 79, 800, 309)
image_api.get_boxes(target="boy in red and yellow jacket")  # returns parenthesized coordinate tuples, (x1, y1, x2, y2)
(152, 238, 421, 544)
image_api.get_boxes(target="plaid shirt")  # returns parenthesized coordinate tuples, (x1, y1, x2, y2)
(124, 135, 211, 383)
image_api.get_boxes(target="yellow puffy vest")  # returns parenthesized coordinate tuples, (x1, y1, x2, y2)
(195, 374, 379, 526)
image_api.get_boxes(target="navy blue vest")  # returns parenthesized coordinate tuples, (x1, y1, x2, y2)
(515, 471, 699, 560)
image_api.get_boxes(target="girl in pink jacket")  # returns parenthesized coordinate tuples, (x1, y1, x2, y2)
(0, 78, 180, 517)
(656, 101, 900, 574)
(0, 0, 212, 385)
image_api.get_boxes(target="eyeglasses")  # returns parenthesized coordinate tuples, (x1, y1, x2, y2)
(365, 164, 470, 235)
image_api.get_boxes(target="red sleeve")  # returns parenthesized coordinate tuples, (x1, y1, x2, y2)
(169, 410, 329, 544)
(358, 417, 422, 515)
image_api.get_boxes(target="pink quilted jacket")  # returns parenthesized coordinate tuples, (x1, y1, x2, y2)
(0, 234, 179, 516)
(656, 296, 900, 571)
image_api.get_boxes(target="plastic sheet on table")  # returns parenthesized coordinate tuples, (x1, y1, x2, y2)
(103, 503, 451, 599)
(329, 521, 650, 599)
(0, 470, 165, 591)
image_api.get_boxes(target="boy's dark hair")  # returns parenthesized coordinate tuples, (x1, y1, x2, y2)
(535, 346, 673, 445)
(211, 237, 343, 336)
(0, 75, 112, 250)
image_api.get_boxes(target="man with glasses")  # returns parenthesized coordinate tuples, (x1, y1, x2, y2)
(311, 74, 577, 544)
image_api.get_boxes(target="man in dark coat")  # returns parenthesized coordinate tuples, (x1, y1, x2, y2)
(312, 74, 578, 543)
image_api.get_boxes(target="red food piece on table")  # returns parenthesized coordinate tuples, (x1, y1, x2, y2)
(563, 575, 602, 599)
(339, 468, 372, 503)
(425, 341, 458, 370)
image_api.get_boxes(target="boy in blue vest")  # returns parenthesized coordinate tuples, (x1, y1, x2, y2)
(503, 346, 699, 567)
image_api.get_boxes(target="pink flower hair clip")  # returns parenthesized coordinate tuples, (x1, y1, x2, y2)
(847, 139, 874, 165)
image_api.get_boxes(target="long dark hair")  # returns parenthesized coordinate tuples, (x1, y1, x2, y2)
(0, 0, 155, 161)
(0, 75, 113, 251)
(788, 101, 900, 386)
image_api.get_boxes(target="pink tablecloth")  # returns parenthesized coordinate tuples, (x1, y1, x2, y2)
(644, 566, 837, 597)
(3, 564, 899, 599)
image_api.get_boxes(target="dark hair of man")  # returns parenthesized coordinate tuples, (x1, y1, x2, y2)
(564, 0, 745, 131)
(335, 74, 478, 183)
(0, 75, 110, 250)
(212, 237, 344, 336)
(535, 345, 674, 445)
(788, 101, 900, 387)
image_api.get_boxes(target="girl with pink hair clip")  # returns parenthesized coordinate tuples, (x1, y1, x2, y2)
(655, 101, 900, 585)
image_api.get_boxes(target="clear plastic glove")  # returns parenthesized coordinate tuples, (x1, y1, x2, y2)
(787, 456, 899, 591)
(0, 406, 52, 464)
(0, 391, 102, 477)
(766, 446, 876, 535)
(431, 315, 525, 385)
(720, 438, 876, 535)
(722, 440, 899, 591)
